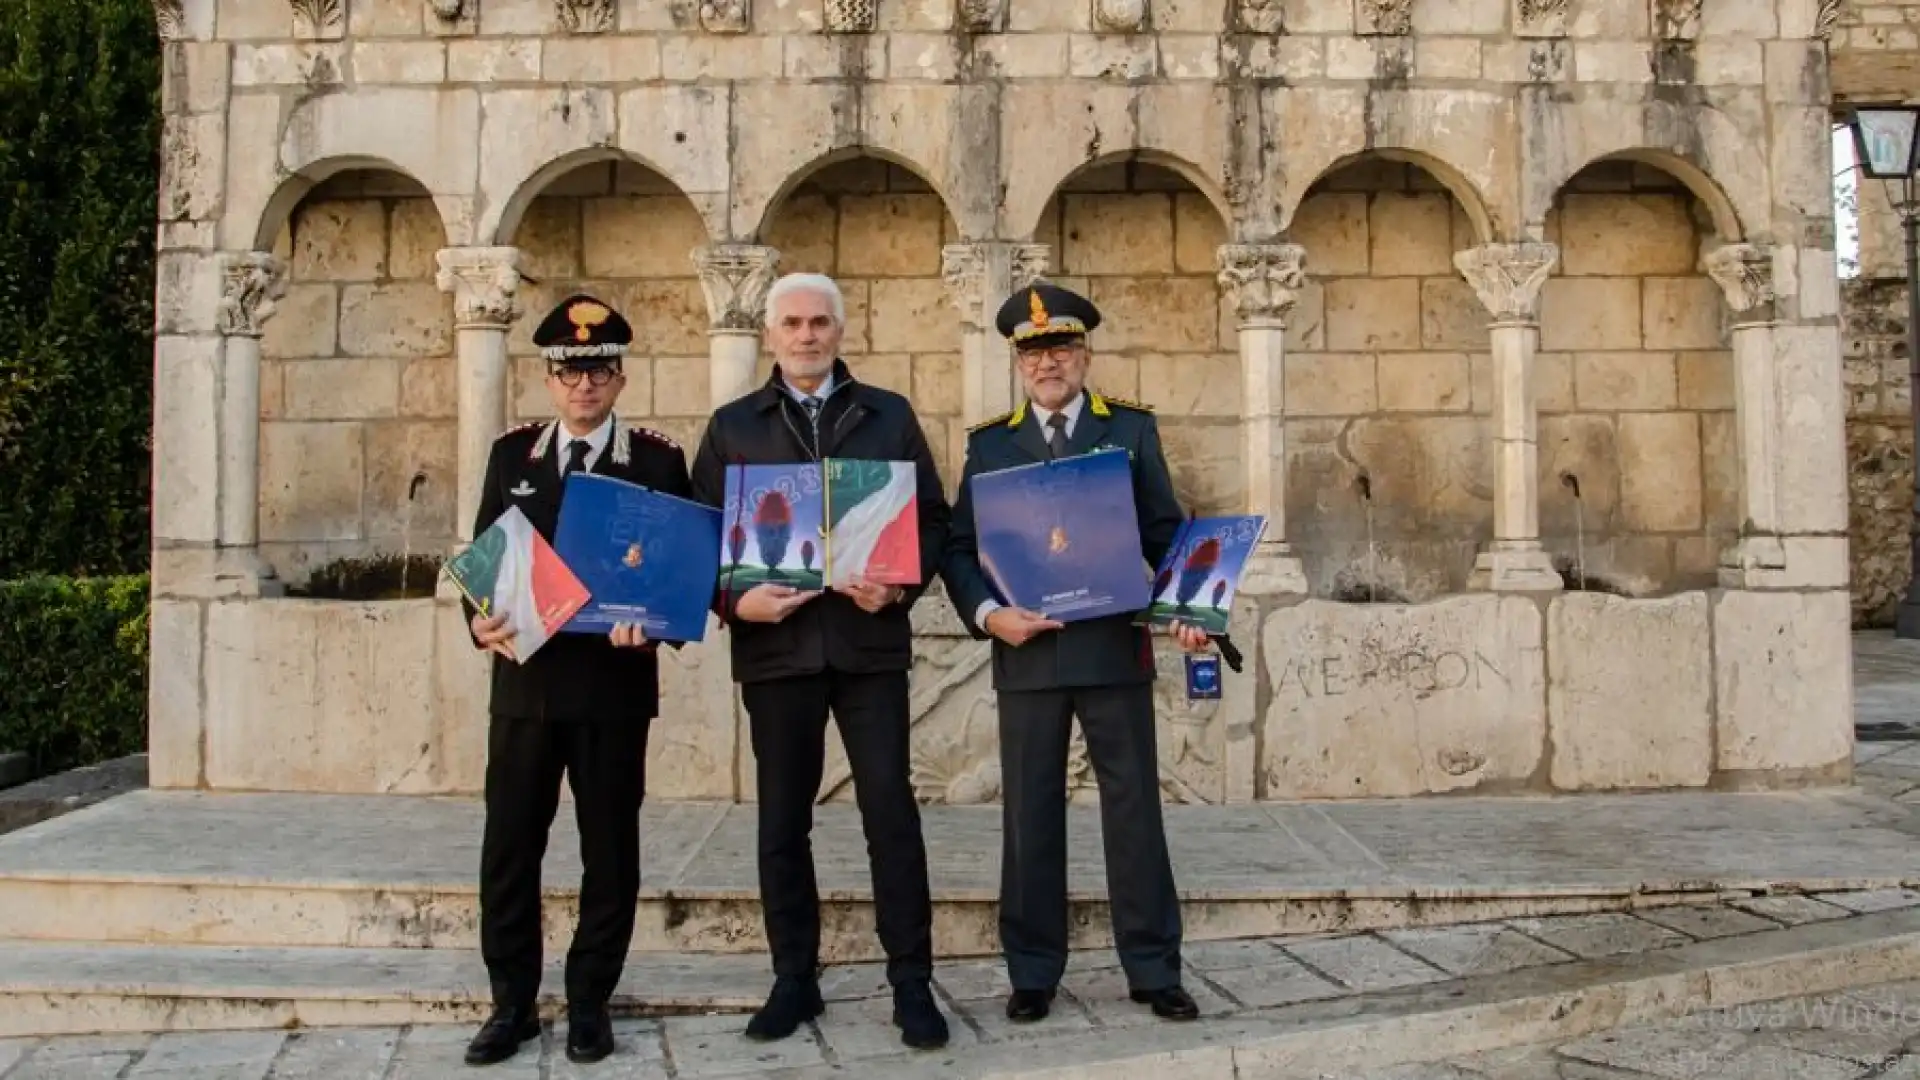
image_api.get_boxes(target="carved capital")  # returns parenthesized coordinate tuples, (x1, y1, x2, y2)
(824, 0, 877, 32)
(435, 247, 525, 329)
(941, 242, 1051, 328)
(1093, 0, 1148, 32)
(1515, 0, 1568, 37)
(1216, 243, 1307, 323)
(1816, 0, 1845, 39)
(556, 0, 615, 32)
(1453, 242, 1558, 324)
(155, 0, 185, 40)
(217, 253, 289, 338)
(1234, 0, 1283, 33)
(1651, 0, 1702, 39)
(288, 0, 343, 37)
(694, 244, 781, 332)
(1703, 243, 1777, 318)
(1357, 0, 1411, 35)
(700, 0, 750, 32)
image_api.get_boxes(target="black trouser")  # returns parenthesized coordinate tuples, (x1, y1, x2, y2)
(742, 669, 934, 986)
(998, 684, 1182, 992)
(479, 714, 649, 1011)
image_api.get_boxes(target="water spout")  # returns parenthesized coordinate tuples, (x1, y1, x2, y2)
(402, 471, 428, 598)
(1357, 469, 1376, 604)
(1560, 471, 1585, 592)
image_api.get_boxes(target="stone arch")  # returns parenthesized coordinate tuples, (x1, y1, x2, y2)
(1281, 148, 1497, 247)
(744, 145, 966, 245)
(1005, 148, 1232, 246)
(1552, 148, 1745, 243)
(1529, 154, 1742, 595)
(485, 147, 718, 249)
(1027, 155, 1242, 521)
(1277, 150, 1501, 600)
(230, 90, 480, 252)
(251, 156, 451, 255)
(493, 154, 718, 451)
(257, 166, 457, 588)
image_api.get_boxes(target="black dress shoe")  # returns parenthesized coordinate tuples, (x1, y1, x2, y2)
(892, 979, 950, 1049)
(1004, 987, 1056, 1023)
(744, 975, 825, 1041)
(1130, 984, 1200, 1021)
(565, 1005, 615, 1064)
(464, 1004, 541, 1066)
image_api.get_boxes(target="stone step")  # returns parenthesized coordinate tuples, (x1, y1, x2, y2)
(6, 906, 1920, 1076)
(3, 789, 1917, 961)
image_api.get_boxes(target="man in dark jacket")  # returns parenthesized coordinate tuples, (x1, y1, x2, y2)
(462, 295, 692, 1067)
(689, 272, 952, 1051)
(941, 282, 1209, 1026)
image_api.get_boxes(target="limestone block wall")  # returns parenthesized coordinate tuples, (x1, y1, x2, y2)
(143, 0, 1856, 801)
(258, 176, 456, 582)
(1843, 276, 1913, 626)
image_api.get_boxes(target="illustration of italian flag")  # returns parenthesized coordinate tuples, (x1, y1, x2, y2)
(824, 460, 921, 586)
(444, 506, 589, 664)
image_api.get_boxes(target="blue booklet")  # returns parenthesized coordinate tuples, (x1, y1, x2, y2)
(552, 473, 722, 643)
(1137, 515, 1268, 635)
(969, 447, 1151, 623)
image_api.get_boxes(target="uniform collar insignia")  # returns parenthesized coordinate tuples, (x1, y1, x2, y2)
(1007, 400, 1027, 428)
(1089, 392, 1110, 418)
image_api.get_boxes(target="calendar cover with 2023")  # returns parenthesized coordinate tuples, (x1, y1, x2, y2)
(970, 447, 1151, 623)
(718, 459, 922, 591)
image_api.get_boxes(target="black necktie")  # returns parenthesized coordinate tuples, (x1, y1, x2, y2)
(565, 438, 591, 476)
(1045, 412, 1068, 459)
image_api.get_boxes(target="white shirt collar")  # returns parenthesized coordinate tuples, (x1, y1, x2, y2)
(556, 413, 615, 474)
(1030, 392, 1086, 438)
(783, 371, 836, 404)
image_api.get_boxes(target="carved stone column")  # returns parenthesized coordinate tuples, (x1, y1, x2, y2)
(694, 243, 780, 410)
(1704, 243, 1792, 586)
(1217, 243, 1308, 595)
(435, 247, 524, 542)
(215, 252, 288, 557)
(1454, 242, 1563, 592)
(941, 241, 1050, 426)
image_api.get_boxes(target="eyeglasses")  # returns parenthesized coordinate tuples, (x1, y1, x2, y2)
(550, 366, 619, 387)
(1015, 345, 1084, 367)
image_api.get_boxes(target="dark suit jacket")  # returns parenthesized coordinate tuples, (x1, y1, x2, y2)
(689, 360, 952, 684)
(941, 390, 1187, 692)
(464, 418, 693, 722)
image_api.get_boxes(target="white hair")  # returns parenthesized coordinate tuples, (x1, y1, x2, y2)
(764, 273, 846, 328)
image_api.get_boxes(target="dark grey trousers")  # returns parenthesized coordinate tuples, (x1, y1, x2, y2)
(996, 683, 1183, 992)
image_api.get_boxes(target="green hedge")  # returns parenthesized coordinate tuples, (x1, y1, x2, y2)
(0, 576, 148, 780)
(0, 0, 162, 577)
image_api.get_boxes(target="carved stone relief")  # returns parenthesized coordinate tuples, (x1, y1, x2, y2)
(154, 0, 185, 40)
(556, 0, 616, 32)
(701, 0, 750, 33)
(1651, 0, 1702, 39)
(1093, 0, 1148, 33)
(1235, 0, 1283, 34)
(693, 244, 781, 332)
(428, 0, 465, 20)
(217, 253, 289, 339)
(825, 0, 878, 33)
(1453, 242, 1559, 324)
(435, 248, 525, 330)
(941, 241, 1051, 328)
(1515, 0, 1569, 37)
(1357, 0, 1412, 35)
(1703, 243, 1777, 320)
(288, 0, 344, 37)
(957, 0, 1005, 32)
(1816, 0, 1846, 39)
(1217, 243, 1307, 323)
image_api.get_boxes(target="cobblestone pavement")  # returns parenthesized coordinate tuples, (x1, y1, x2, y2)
(4, 887, 1919, 1079)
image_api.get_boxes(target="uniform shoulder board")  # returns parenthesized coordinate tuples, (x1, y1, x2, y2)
(967, 407, 1013, 432)
(1095, 393, 1153, 415)
(496, 420, 543, 442)
(629, 426, 680, 451)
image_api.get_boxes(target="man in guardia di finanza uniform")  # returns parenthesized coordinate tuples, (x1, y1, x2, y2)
(941, 282, 1211, 1025)
(461, 295, 694, 1067)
